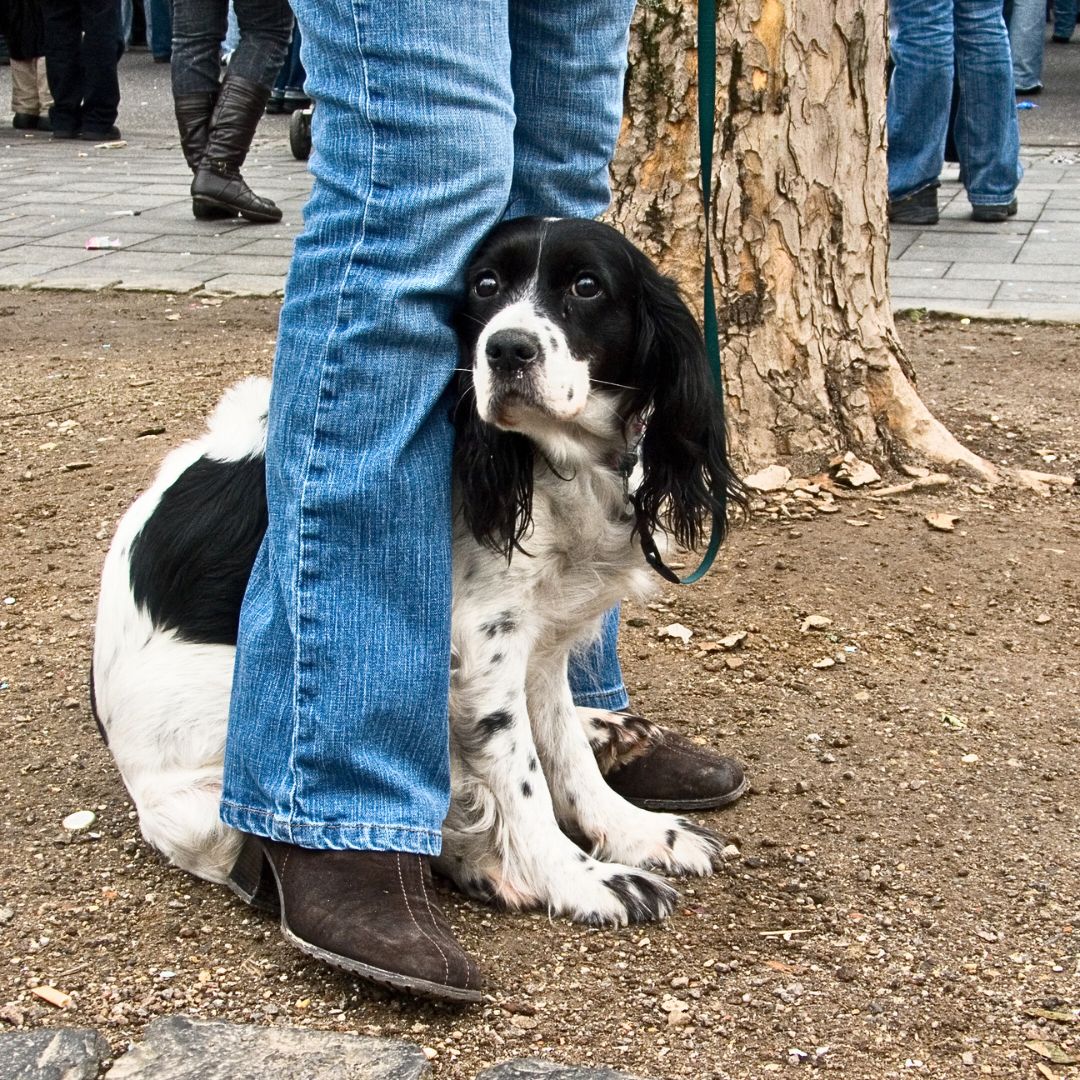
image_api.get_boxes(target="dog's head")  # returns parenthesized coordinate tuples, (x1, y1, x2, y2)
(454, 216, 741, 561)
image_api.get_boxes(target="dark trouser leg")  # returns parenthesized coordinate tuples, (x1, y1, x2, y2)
(78, 0, 122, 133)
(41, 0, 84, 133)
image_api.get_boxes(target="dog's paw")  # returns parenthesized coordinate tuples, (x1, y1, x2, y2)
(578, 707, 663, 773)
(599, 813, 724, 878)
(559, 862, 679, 926)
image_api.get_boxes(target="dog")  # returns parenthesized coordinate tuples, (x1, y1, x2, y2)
(92, 216, 740, 927)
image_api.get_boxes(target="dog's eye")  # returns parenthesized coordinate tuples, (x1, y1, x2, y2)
(571, 274, 601, 299)
(473, 273, 499, 299)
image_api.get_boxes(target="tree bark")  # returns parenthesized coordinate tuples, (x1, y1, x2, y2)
(610, 0, 995, 481)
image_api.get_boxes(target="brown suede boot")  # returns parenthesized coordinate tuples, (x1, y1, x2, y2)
(601, 720, 748, 811)
(229, 835, 482, 1003)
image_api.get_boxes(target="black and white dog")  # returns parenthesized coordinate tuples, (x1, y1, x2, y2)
(92, 217, 740, 926)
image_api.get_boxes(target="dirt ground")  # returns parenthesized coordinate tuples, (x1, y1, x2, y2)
(0, 292, 1076, 1080)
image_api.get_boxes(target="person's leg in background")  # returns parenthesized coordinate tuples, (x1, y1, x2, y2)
(171, 0, 236, 219)
(41, 0, 85, 135)
(146, 0, 172, 61)
(886, 0, 955, 223)
(1052, 0, 1077, 42)
(1005, 0, 1046, 91)
(505, 0, 746, 809)
(76, 0, 123, 137)
(188, 0, 290, 222)
(221, 0, 516, 1000)
(955, 0, 1022, 215)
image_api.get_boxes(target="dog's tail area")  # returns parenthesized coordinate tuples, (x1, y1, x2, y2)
(202, 375, 272, 463)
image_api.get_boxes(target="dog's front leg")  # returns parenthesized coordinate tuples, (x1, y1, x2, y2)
(529, 655, 724, 878)
(440, 617, 677, 926)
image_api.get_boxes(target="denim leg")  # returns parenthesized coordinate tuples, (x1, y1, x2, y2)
(146, 0, 171, 59)
(1007, 0, 1046, 89)
(504, 0, 638, 712)
(568, 608, 632, 711)
(171, 0, 227, 95)
(221, 0, 516, 854)
(887, 0, 953, 202)
(955, 0, 1022, 204)
(228, 0, 292, 92)
(1052, 0, 1077, 40)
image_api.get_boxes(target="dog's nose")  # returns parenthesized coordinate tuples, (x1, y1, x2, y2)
(485, 329, 540, 373)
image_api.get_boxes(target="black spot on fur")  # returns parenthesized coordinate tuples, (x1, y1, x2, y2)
(521, 781, 532, 798)
(528, 755, 538, 773)
(477, 709, 514, 737)
(567, 388, 574, 401)
(490, 652, 504, 665)
(601, 873, 677, 925)
(577, 852, 588, 863)
(590, 717, 606, 729)
(666, 829, 677, 849)
(480, 611, 518, 638)
(128, 453, 267, 646)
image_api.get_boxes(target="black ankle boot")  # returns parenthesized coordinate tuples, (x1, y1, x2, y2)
(174, 92, 237, 221)
(191, 76, 282, 224)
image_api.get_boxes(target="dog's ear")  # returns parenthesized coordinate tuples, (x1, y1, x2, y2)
(453, 368, 535, 560)
(631, 256, 743, 551)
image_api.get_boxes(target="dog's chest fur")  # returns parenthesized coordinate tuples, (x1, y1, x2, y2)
(451, 461, 650, 669)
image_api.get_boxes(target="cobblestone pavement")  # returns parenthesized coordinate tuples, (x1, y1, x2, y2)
(3, 135, 1080, 320)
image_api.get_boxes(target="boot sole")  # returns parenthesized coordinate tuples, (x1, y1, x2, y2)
(227, 836, 483, 1005)
(624, 775, 749, 811)
(192, 195, 281, 225)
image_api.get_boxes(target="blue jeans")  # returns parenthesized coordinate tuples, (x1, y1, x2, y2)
(1053, 0, 1077, 39)
(221, 0, 637, 855)
(146, 0, 171, 59)
(1005, 0, 1046, 89)
(888, 0, 1021, 207)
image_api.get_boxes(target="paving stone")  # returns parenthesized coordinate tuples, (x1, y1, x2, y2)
(477, 1061, 649, 1080)
(888, 261, 951, 279)
(104, 1016, 431, 1080)
(200, 273, 285, 296)
(889, 278, 999, 301)
(0, 265, 45, 287)
(188, 253, 293, 277)
(31, 268, 125, 290)
(116, 274, 207, 293)
(943, 261, 1080, 282)
(0, 1027, 110, 1080)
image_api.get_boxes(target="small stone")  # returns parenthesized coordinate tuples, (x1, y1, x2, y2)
(658, 623, 693, 644)
(812, 657, 836, 669)
(670, 975, 690, 988)
(925, 512, 960, 532)
(800, 615, 832, 633)
(795, 781, 811, 794)
(830, 451, 881, 488)
(62, 811, 96, 832)
(719, 631, 747, 650)
(0, 906, 13, 924)
(961, 753, 979, 764)
(1034, 614, 1051, 624)
(743, 464, 792, 492)
(721, 844, 741, 860)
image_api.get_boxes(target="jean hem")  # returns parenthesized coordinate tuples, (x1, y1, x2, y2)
(220, 800, 443, 855)
(571, 686, 631, 711)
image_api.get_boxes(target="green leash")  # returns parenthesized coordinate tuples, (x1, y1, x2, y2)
(638, 0, 725, 586)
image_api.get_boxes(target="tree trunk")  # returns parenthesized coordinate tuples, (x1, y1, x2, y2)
(610, 0, 995, 481)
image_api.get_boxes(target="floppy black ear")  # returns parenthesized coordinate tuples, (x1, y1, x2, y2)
(631, 257, 743, 551)
(452, 369, 535, 560)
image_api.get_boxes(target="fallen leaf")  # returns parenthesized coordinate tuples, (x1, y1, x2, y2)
(1025, 1041, 1080, 1066)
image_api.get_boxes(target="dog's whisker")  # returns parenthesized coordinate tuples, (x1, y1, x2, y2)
(590, 378, 640, 392)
